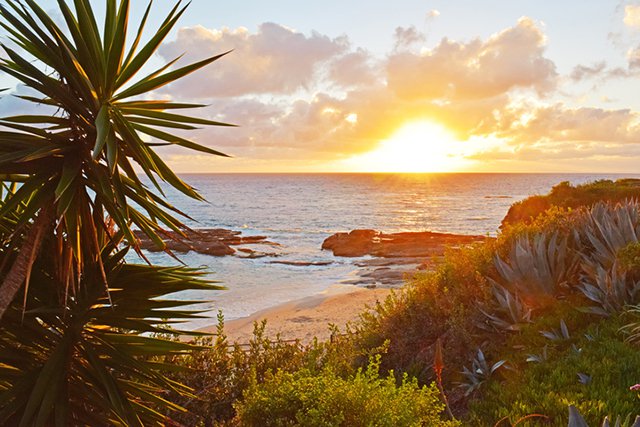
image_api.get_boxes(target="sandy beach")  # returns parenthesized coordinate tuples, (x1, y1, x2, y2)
(199, 286, 393, 344)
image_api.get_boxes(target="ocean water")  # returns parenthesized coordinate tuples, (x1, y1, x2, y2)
(138, 173, 639, 328)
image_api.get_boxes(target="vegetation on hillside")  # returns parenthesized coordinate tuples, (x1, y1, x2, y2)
(501, 179, 640, 227)
(145, 184, 640, 426)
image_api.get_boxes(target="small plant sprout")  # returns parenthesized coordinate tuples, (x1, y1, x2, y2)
(526, 345, 549, 364)
(577, 373, 592, 385)
(540, 319, 571, 341)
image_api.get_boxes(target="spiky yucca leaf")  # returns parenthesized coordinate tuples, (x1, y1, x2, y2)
(0, 1, 233, 424)
(0, 0, 233, 315)
(0, 245, 222, 427)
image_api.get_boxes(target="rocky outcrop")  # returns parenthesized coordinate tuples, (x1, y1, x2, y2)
(135, 228, 280, 257)
(322, 229, 486, 258)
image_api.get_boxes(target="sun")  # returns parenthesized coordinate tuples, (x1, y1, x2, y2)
(342, 121, 473, 172)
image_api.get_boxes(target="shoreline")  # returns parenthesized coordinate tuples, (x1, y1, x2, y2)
(198, 285, 393, 344)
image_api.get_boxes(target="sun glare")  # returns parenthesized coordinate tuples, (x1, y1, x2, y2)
(342, 121, 473, 173)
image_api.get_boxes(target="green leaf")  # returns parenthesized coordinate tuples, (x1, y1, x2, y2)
(114, 51, 230, 101)
(92, 106, 110, 160)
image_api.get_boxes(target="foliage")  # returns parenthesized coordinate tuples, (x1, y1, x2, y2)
(569, 405, 640, 427)
(0, 247, 217, 426)
(501, 179, 640, 228)
(579, 201, 640, 271)
(620, 304, 640, 345)
(492, 232, 577, 301)
(235, 355, 460, 427)
(352, 241, 495, 387)
(351, 192, 640, 420)
(156, 316, 361, 426)
(458, 349, 506, 396)
(0, 0, 230, 425)
(479, 284, 532, 332)
(579, 262, 640, 316)
(469, 317, 640, 426)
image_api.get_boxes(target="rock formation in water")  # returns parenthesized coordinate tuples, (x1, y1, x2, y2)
(321, 229, 487, 258)
(135, 228, 280, 257)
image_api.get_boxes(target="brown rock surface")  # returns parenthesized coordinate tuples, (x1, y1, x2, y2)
(322, 229, 486, 258)
(135, 228, 279, 257)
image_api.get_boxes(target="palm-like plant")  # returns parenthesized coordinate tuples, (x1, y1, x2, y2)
(0, 0, 232, 315)
(0, 0, 231, 425)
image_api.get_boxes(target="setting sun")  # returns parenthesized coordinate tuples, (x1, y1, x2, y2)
(341, 121, 473, 172)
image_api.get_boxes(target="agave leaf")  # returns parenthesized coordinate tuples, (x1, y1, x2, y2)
(568, 405, 589, 427)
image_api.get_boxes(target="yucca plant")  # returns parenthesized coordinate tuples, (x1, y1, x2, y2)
(0, 0, 231, 425)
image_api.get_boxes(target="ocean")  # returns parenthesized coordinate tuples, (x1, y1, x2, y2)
(139, 173, 639, 328)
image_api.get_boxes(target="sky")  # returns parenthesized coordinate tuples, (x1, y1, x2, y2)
(4, 0, 640, 173)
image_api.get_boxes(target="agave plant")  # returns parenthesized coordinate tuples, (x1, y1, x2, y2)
(579, 261, 640, 316)
(0, 0, 231, 425)
(540, 319, 571, 342)
(479, 282, 532, 332)
(568, 405, 640, 427)
(493, 232, 577, 301)
(579, 201, 640, 271)
(526, 345, 549, 364)
(459, 349, 506, 396)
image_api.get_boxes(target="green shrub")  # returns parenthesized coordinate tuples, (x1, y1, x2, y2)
(468, 317, 640, 426)
(157, 315, 360, 426)
(618, 242, 640, 273)
(235, 355, 459, 427)
(501, 179, 640, 228)
(352, 241, 495, 386)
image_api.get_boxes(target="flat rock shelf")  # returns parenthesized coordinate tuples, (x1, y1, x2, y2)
(323, 229, 489, 287)
(135, 228, 282, 258)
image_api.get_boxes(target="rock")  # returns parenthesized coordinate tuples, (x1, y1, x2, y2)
(268, 260, 334, 267)
(135, 228, 279, 257)
(354, 257, 431, 267)
(322, 229, 487, 258)
(321, 229, 378, 257)
(200, 241, 236, 256)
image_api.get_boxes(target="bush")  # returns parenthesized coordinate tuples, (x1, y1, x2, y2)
(235, 355, 459, 427)
(352, 241, 495, 388)
(468, 317, 640, 426)
(157, 315, 360, 426)
(501, 179, 640, 228)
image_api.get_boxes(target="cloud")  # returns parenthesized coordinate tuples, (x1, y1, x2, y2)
(4, 12, 634, 173)
(158, 23, 348, 97)
(570, 61, 607, 81)
(426, 9, 440, 19)
(508, 105, 640, 144)
(387, 17, 557, 101)
(393, 26, 426, 50)
(624, 5, 640, 27)
(327, 49, 379, 88)
(156, 16, 637, 170)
